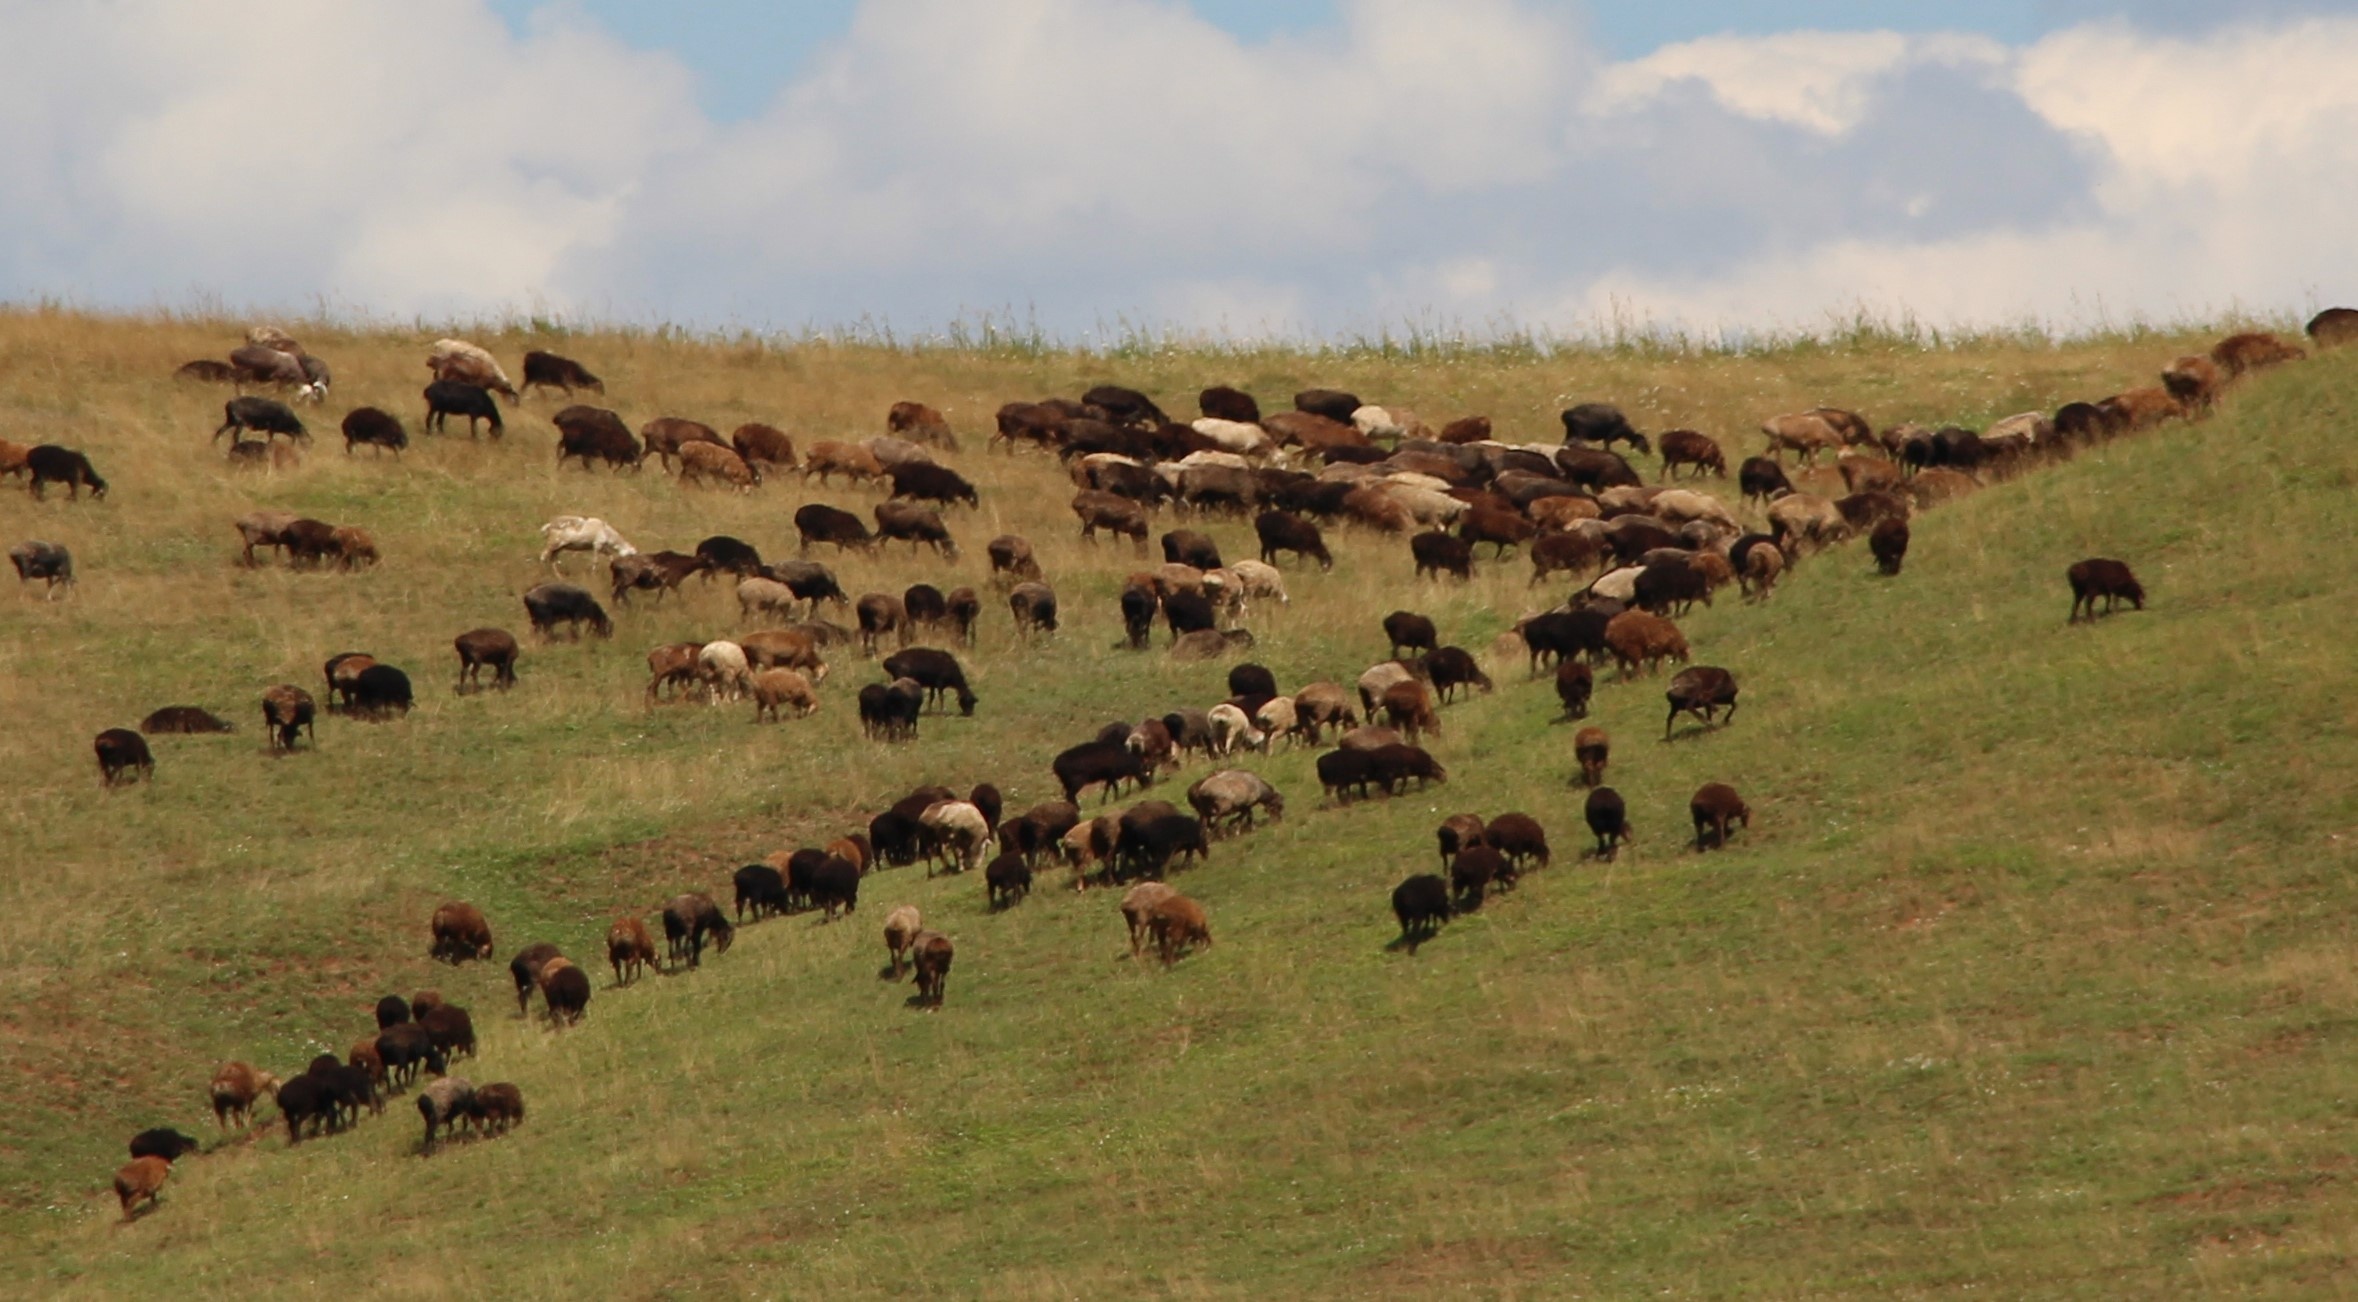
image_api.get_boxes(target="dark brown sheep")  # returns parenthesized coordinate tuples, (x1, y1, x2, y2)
(1603, 610, 1689, 678)
(453, 627, 519, 691)
(1380, 679, 1440, 742)
(1574, 726, 1609, 787)
(1073, 490, 1150, 551)
(731, 422, 797, 470)
(607, 915, 657, 984)
(1691, 783, 1750, 851)
(640, 416, 725, 471)
(508, 942, 562, 1014)
(522, 350, 601, 396)
(1555, 659, 1593, 719)
(1870, 517, 1909, 576)
(1436, 813, 1487, 869)
(1658, 429, 1726, 479)
(93, 728, 152, 787)
(1664, 666, 1739, 739)
(986, 534, 1043, 585)
(911, 929, 955, 1005)
(114, 1156, 173, 1220)
(262, 685, 316, 752)
(1585, 787, 1631, 860)
(1148, 894, 1211, 966)
(469, 1082, 527, 1135)
(1485, 813, 1550, 876)
(140, 706, 234, 734)
(1411, 530, 1474, 581)
(429, 901, 494, 964)
(2067, 558, 2145, 622)
(2211, 331, 2305, 376)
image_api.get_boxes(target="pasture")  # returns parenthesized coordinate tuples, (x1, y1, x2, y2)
(5, 309, 2358, 1295)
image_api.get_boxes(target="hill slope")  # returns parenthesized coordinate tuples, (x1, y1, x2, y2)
(5, 314, 2357, 1295)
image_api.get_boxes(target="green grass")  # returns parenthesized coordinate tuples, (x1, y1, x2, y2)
(3, 311, 2356, 1296)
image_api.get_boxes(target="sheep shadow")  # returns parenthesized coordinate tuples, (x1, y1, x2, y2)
(902, 994, 941, 1011)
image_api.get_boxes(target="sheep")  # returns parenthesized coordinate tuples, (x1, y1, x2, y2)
(1391, 875, 1452, 953)
(984, 851, 1034, 909)
(883, 905, 923, 976)
(556, 406, 643, 469)
(508, 942, 563, 1014)
(887, 400, 959, 450)
(607, 916, 658, 985)
(426, 339, 517, 399)
(1585, 787, 1632, 860)
(750, 668, 819, 722)
(1868, 517, 1910, 576)
(2067, 558, 2144, 622)
(376, 1024, 445, 1089)
(539, 957, 591, 1025)
(523, 583, 614, 639)
(1186, 769, 1284, 836)
(418, 1076, 476, 1151)
(1450, 845, 1504, 910)
(1253, 695, 1300, 745)
(1356, 660, 1420, 716)
(644, 642, 705, 703)
(113, 1156, 174, 1220)
(209, 1062, 280, 1129)
(522, 349, 602, 396)
(1437, 813, 1487, 870)
(1381, 680, 1441, 742)
(662, 893, 735, 967)
(2212, 331, 2306, 376)
(678, 441, 760, 490)
(26, 445, 107, 499)
(1603, 610, 1689, 678)
(1574, 726, 1610, 788)
(452, 627, 519, 692)
(1206, 702, 1267, 756)
(1664, 666, 1739, 739)
(2307, 309, 2358, 348)
(1117, 883, 1179, 958)
(697, 641, 753, 702)
(469, 1082, 527, 1135)
(536, 516, 638, 572)
(910, 931, 955, 1006)
(1485, 812, 1550, 876)
(262, 684, 316, 752)
(1656, 429, 1726, 479)
(127, 1128, 201, 1166)
(1691, 783, 1751, 851)
(1291, 682, 1357, 743)
(1224, 559, 1291, 610)
(423, 380, 504, 437)
(140, 706, 233, 734)
(1739, 542, 1785, 600)
(1148, 894, 1212, 966)
(1760, 412, 1844, 464)
(93, 728, 152, 788)
(1382, 610, 1438, 659)
(1422, 646, 1492, 702)
(1008, 581, 1059, 638)
(216, 395, 309, 444)
(1553, 659, 1594, 720)
(429, 901, 495, 964)
(376, 995, 411, 1029)
(919, 801, 993, 876)
(803, 440, 887, 487)
(1366, 743, 1446, 795)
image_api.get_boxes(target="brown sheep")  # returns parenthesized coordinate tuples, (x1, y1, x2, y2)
(639, 416, 725, 470)
(1766, 492, 1849, 555)
(209, 1061, 280, 1129)
(1072, 489, 1149, 550)
(645, 641, 706, 703)
(888, 400, 959, 449)
(1574, 726, 1609, 788)
(537, 957, 590, 1026)
(911, 930, 954, 1006)
(607, 915, 658, 984)
(1870, 518, 1909, 575)
(678, 440, 759, 490)
(1906, 468, 1979, 509)
(1760, 412, 1845, 464)
(349, 1036, 385, 1089)
(114, 1155, 173, 1221)
(328, 525, 380, 569)
(1291, 682, 1357, 743)
(1119, 882, 1177, 958)
(1436, 813, 1487, 870)
(1691, 783, 1750, 851)
(2211, 331, 2305, 377)
(1380, 679, 1441, 742)
(986, 534, 1043, 586)
(883, 905, 922, 977)
(1528, 496, 1602, 531)
(1340, 486, 1415, 533)
(1149, 894, 1212, 966)
(2307, 308, 2358, 348)
(804, 439, 886, 486)
(731, 422, 798, 470)
(751, 667, 819, 721)
(428, 901, 494, 964)
(470, 1082, 527, 1135)
(233, 510, 300, 566)
(2067, 558, 2145, 622)
(2101, 387, 2184, 432)
(1838, 452, 1901, 495)
(739, 628, 827, 679)
(1664, 666, 1739, 738)
(262, 684, 316, 752)
(2161, 354, 2222, 413)
(1603, 611, 1688, 678)
(453, 627, 519, 691)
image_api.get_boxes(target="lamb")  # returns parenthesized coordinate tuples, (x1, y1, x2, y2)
(538, 516, 638, 571)
(418, 1076, 476, 1151)
(2067, 558, 2145, 622)
(209, 1062, 281, 1129)
(662, 892, 735, 967)
(1691, 783, 1750, 851)
(113, 1155, 175, 1220)
(644, 642, 705, 703)
(678, 441, 760, 490)
(469, 1082, 527, 1136)
(750, 668, 819, 722)
(911, 931, 955, 1006)
(453, 627, 520, 691)
(1585, 787, 1632, 860)
(607, 915, 658, 984)
(1450, 844, 1504, 910)
(262, 684, 316, 752)
(429, 901, 495, 964)
(1664, 666, 1739, 739)
(1391, 875, 1452, 953)
(1603, 610, 1689, 678)
(11, 540, 73, 594)
(1574, 726, 1610, 787)
(883, 905, 923, 976)
(1148, 894, 1212, 966)
(984, 851, 1034, 909)
(697, 641, 753, 702)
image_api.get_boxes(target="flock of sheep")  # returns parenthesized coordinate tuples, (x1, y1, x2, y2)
(40, 306, 2349, 1221)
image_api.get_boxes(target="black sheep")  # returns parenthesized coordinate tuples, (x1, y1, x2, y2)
(423, 380, 503, 437)
(881, 647, 976, 715)
(1585, 787, 1631, 859)
(1391, 874, 1452, 952)
(733, 863, 790, 921)
(216, 395, 309, 444)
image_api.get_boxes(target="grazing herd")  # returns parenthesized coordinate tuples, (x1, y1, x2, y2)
(47, 311, 2341, 1221)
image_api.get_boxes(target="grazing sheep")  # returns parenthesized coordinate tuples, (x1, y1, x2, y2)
(1760, 412, 1844, 464)
(1411, 530, 1475, 581)
(508, 942, 562, 1015)
(1485, 813, 1550, 876)
(1436, 812, 1488, 870)
(1766, 492, 1848, 555)
(375, 995, 411, 1029)
(1664, 666, 1739, 739)
(1392, 875, 1452, 952)
(984, 851, 1033, 909)
(262, 685, 316, 752)
(803, 440, 887, 487)
(1554, 659, 1594, 720)
(734, 862, 789, 921)
(1691, 783, 1750, 851)
(429, 901, 495, 964)
(1366, 743, 1446, 795)
(1740, 542, 1785, 600)
(140, 705, 233, 734)
(93, 728, 152, 788)
(113, 1156, 174, 1220)
(216, 395, 309, 444)
(639, 417, 725, 471)
(1118, 883, 1177, 957)
(2212, 331, 2305, 377)
(1380, 680, 1441, 742)
(662, 892, 735, 967)
(887, 400, 959, 449)
(1574, 726, 1610, 788)
(607, 915, 657, 985)
(1450, 845, 1504, 910)
(2067, 558, 2145, 622)
(910, 930, 955, 1006)
(1205, 702, 1267, 756)
(1186, 769, 1284, 836)
(341, 407, 407, 456)
(919, 800, 994, 877)
(1252, 694, 1299, 744)
(2307, 308, 2358, 348)
(523, 583, 614, 639)
(1870, 517, 1910, 576)
(678, 441, 760, 490)
(375, 1023, 445, 1089)
(1657, 429, 1726, 479)
(453, 627, 519, 691)
(1738, 456, 1793, 505)
(129, 1128, 201, 1165)
(233, 511, 300, 567)
(882, 905, 924, 977)
(1423, 646, 1492, 702)
(418, 1076, 476, 1151)
(697, 641, 753, 703)
(426, 339, 517, 398)
(1009, 581, 1059, 637)
(346, 663, 411, 718)
(644, 642, 705, 703)
(209, 1062, 280, 1129)
(554, 406, 643, 470)
(1291, 682, 1357, 743)
(1382, 610, 1438, 659)
(1148, 894, 1212, 966)
(1585, 788, 1632, 860)
(423, 380, 503, 437)
(468, 1082, 527, 1135)
(522, 350, 601, 396)
(26, 445, 107, 499)
(1603, 610, 1689, 678)
(751, 667, 819, 722)
(539, 957, 590, 1025)
(538, 516, 638, 571)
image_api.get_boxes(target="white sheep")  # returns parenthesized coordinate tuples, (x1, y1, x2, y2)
(1189, 419, 1273, 458)
(696, 641, 752, 703)
(1351, 405, 1404, 440)
(919, 801, 992, 876)
(1253, 695, 1298, 745)
(427, 339, 513, 389)
(1356, 661, 1417, 715)
(1589, 565, 1645, 603)
(1376, 480, 1468, 525)
(539, 516, 638, 570)
(1206, 702, 1267, 756)
(1225, 559, 1290, 608)
(1649, 489, 1740, 534)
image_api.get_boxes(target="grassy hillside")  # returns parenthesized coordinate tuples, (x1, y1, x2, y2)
(4, 310, 2356, 1295)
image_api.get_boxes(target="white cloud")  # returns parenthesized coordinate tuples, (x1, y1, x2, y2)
(0, 0, 2352, 337)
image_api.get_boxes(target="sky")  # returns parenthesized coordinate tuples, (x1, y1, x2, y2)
(5, 0, 2355, 341)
